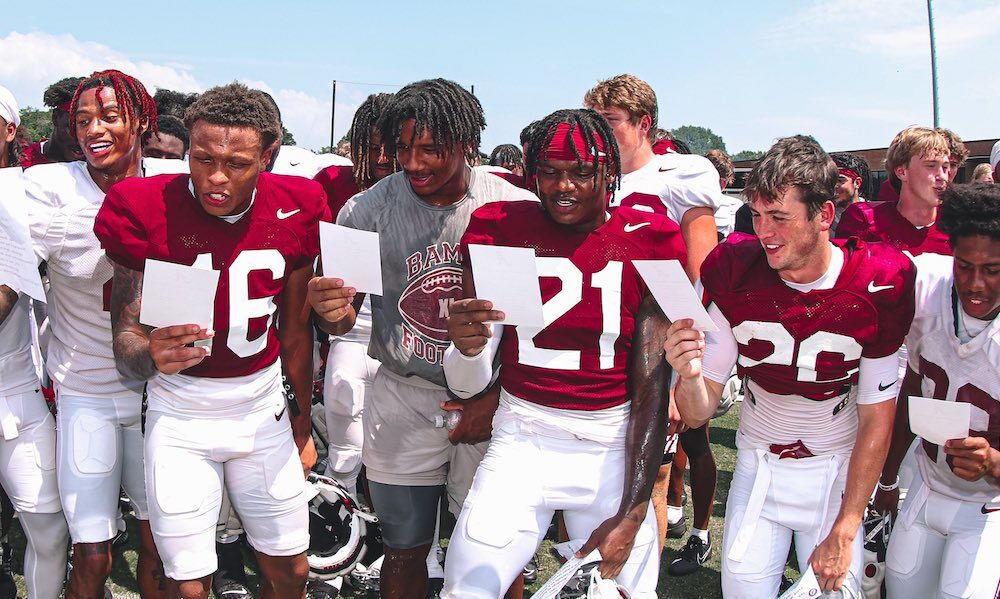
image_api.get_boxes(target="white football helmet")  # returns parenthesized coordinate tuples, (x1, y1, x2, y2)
(860, 504, 892, 599)
(305, 473, 378, 580)
(559, 563, 631, 599)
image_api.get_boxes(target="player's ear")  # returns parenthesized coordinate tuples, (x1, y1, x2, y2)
(894, 164, 907, 183)
(260, 140, 278, 170)
(817, 199, 836, 230)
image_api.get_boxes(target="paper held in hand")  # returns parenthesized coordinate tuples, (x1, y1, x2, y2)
(0, 168, 46, 302)
(139, 258, 220, 330)
(632, 259, 718, 332)
(467, 244, 545, 328)
(908, 396, 971, 446)
(319, 222, 383, 295)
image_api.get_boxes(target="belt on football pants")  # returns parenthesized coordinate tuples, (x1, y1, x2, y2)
(0, 395, 19, 440)
(727, 449, 842, 563)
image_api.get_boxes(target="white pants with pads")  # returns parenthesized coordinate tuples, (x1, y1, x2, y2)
(323, 338, 379, 490)
(722, 445, 862, 599)
(885, 470, 1000, 599)
(0, 390, 60, 514)
(145, 403, 308, 581)
(441, 419, 659, 599)
(56, 393, 147, 543)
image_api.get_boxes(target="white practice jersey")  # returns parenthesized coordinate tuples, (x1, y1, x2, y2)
(611, 152, 722, 224)
(907, 254, 1000, 504)
(23, 161, 144, 399)
(0, 290, 40, 396)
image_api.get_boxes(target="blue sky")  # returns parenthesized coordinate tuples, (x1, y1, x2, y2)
(4, 0, 998, 156)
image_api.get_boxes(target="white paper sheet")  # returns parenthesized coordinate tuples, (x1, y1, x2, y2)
(777, 566, 820, 599)
(139, 258, 220, 330)
(528, 541, 602, 599)
(632, 259, 718, 332)
(0, 168, 46, 302)
(467, 244, 544, 328)
(909, 396, 971, 446)
(319, 222, 383, 295)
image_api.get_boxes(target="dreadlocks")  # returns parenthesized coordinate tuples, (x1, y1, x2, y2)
(42, 76, 84, 110)
(488, 144, 522, 170)
(350, 92, 395, 189)
(524, 109, 621, 193)
(378, 79, 484, 163)
(69, 70, 157, 142)
(153, 89, 199, 119)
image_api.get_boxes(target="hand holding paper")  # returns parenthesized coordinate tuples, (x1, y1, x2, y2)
(909, 396, 971, 446)
(467, 244, 544, 328)
(319, 222, 383, 295)
(633, 260, 718, 332)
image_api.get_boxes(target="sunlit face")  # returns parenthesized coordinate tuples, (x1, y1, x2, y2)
(534, 158, 613, 232)
(395, 119, 467, 202)
(952, 234, 1000, 321)
(143, 131, 186, 160)
(366, 128, 394, 184)
(187, 121, 272, 217)
(897, 153, 949, 207)
(750, 186, 834, 283)
(947, 158, 961, 183)
(75, 86, 144, 175)
(590, 105, 649, 168)
(834, 173, 860, 207)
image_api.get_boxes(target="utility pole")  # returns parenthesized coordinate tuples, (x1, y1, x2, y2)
(330, 80, 337, 149)
(926, 0, 940, 127)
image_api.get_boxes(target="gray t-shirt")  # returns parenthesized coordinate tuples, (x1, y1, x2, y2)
(337, 168, 537, 387)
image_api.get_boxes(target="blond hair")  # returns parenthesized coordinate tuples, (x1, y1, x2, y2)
(583, 74, 658, 141)
(885, 126, 949, 186)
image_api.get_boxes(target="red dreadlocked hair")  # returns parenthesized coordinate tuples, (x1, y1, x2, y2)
(68, 69, 158, 142)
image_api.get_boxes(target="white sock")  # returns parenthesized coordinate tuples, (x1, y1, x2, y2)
(667, 506, 684, 524)
(692, 527, 709, 544)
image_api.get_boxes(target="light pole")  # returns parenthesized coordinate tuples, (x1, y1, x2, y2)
(926, 0, 940, 127)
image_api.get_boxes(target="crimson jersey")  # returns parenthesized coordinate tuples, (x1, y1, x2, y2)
(313, 164, 360, 218)
(94, 172, 329, 378)
(702, 234, 916, 401)
(461, 202, 687, 411)
(834, 201, 951, 256)
(19, 141, 53, 168)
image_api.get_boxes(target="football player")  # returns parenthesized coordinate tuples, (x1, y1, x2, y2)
(665, 135, 916, 597)
(584, 73, 722, 560)
(937, 128, 968, 184)
(440, 108, 680, 599)
(836, 127, 951, 256)
(307, 78, 536, 599)
(0, 85, 70, 599)
(19, 76, 85, 168)
(23, 69, 165, 599)
(94, 83, 326, 599)
(873, 182, 1000, 599)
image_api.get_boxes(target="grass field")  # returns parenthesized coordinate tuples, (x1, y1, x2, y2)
(10, 403, 791, 598)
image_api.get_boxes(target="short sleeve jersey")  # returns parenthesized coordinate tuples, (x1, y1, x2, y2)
(313, 165, 360, 218)
(906, 253, 1000, 504)
(0, 291, 39, 396)
(611, 153, 722, 224)
(462, 203, 687, 410)
(337, 169, 538, 387)
(23, 161, 144, 398)
(19, 141, 52, 169)
(94, 172, 328, 378)
(835, 201, 951, 257)
(701, 234, 916, 401)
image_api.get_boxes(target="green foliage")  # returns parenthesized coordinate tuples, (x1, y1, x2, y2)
(18, 107, 53, 142)
(282, 126, 296, 146)
(731, 150, 765, 161)
(671, 125, 726, 155)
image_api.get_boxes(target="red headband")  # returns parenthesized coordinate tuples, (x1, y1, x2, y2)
(838, 167, 860, 182)
(543, 122, 609, 164)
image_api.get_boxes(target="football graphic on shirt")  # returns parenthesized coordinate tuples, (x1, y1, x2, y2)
(398, 265, 463, 342)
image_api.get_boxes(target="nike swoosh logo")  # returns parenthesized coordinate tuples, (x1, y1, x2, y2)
(624, 222, 651, 232)
(289, 161, 301, 166)
(982, 504, 1000, 514)
(878, 381, 895, 391)
(275, 406, 286, 421)
(868, 282, 893, 293)
(276, 208, 301, 220)
(658, 166, 677, 172)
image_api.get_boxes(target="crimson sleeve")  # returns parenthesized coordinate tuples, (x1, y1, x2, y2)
(834, 202, 872, 241)
(863, 249, 917, 358)
(94, 184, 149, 271)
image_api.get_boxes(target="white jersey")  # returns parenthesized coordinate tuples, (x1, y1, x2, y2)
(612, 152, 722, 223)
(0, 290, 40, 396)
(271, 145, 324, 179)
(907, 253, 1000, 504)
(23, 161, 144, 399)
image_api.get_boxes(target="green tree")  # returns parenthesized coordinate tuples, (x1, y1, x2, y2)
(670, 125, 726, 155)
(281, 126, 296, 146)
(731, 150, 764, 161)
(18, 107, 53, 142)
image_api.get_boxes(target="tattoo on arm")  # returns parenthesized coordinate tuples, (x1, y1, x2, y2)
(620, 295, 673, 515)
(0, 285, 18, 326)
(110, 264, 157, 380)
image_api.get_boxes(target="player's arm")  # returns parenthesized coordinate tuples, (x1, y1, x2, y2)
(577, 295, 671, 579)
(944, 435, 1000, 486)
(810, 354, 898, 591)
(679, 206, 718, 281)
(279, 263, 318, 476)
(109, 263, 211, 379)
(665, 301, 733, 427)
(0, 285, 17, 325)
(873, 366, 921, 516)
